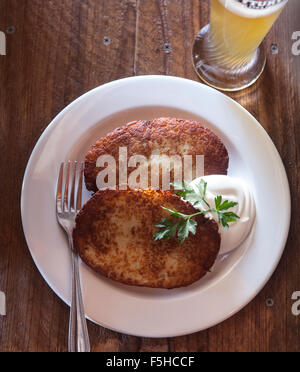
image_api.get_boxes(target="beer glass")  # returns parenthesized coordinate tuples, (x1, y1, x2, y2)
(192, 0, 289, 91)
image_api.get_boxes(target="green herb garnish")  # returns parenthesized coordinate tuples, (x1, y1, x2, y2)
(153, 180, 240, 244)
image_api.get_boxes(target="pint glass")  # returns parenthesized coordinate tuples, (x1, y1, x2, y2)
(192, 0, 289, 91)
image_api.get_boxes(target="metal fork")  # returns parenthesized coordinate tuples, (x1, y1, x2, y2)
(56, 161, 91, 353)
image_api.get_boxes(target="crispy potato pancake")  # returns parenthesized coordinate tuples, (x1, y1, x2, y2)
(73, 189, 220, 289)
(85, 117, 229, 192)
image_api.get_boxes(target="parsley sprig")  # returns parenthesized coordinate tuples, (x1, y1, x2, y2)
(153, 180, 240, 244)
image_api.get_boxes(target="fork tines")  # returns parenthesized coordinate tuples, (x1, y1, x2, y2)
(56, 161, 84, 215)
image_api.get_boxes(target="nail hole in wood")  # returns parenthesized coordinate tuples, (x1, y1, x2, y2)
(103, 36, 111, 45)
(6, 26, 15, 34)
(163, 42, 172, 53)
(271, 44, 278, 54)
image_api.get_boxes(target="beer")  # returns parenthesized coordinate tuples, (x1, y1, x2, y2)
(210, 0, 287, 60)
(192, 0, 289, 91)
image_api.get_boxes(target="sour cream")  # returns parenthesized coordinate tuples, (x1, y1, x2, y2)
(190, 175, 256, 255)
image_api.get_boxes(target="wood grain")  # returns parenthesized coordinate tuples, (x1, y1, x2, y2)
(0, 0, 299, 352)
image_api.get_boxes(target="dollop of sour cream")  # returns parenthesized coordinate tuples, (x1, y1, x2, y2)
(190, 175, 256, 255)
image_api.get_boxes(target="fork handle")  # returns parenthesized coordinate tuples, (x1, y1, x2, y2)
(68, 236, 91, 352)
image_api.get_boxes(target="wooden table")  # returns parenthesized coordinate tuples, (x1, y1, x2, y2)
(0, 0, 299, 352)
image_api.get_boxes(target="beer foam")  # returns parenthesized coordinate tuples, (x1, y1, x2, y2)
(218, 0, 288, 18)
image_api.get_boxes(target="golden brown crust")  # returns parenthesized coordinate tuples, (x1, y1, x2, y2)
(84, 117, 229, 192)
(73, 189, 221, 289)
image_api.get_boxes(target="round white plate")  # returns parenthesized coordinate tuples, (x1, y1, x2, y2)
(21, 76, 291, 338)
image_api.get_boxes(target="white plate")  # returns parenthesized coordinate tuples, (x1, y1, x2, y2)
(21, 76, 291, 338)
